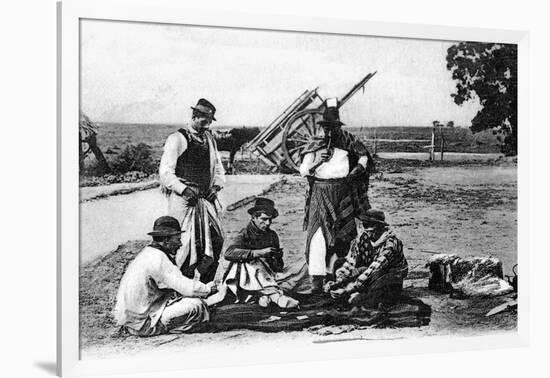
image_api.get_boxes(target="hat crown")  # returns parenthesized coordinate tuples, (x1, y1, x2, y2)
(192, 98, 216, 118)
(247, 197, 279, 218)
(252, 197, 275, 209)
(318, 105, 344, 127)
(151, 216, 181, 233)
(360, 209, 387, 225)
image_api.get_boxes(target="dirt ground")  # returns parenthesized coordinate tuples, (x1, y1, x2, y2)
(80, 158, 517, 359)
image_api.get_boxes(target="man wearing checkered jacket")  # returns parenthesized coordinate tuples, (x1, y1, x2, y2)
(324, 209, 408, 308)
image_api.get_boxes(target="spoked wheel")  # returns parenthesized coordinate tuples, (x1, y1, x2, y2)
(281, 109, 324, 172)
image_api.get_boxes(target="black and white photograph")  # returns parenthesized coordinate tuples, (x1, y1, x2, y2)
(76, 16, 520, 361)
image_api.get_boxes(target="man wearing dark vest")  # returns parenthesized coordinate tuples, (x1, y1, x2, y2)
(159, 98, 225, 284)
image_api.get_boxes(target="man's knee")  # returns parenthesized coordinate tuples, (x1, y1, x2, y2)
(349, 284, 403, 308)
(185, 298, 208, 316)
(161, 298, 209, 330)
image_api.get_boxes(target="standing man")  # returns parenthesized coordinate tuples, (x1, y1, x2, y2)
(159, 98, 225, 283)
(299, 99, 373, 293)
(114, 216, 227, 337)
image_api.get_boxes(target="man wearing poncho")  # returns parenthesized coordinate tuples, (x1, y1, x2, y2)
(299, 101, 373, 293)
(324, 209, 408, 308)
(159, 98, 225, 283)
(222, 198, 308, 309)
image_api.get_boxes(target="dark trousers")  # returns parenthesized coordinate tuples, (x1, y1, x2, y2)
(348, 273, 404, 308)
(181, 226, 224, 283)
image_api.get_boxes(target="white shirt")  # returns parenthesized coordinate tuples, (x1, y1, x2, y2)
(159, 125, 225, 195)
(299, 148, 369, 179)
(113, 246, 210, 328)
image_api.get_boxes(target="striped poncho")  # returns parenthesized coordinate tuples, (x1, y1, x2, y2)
(302, 129, 374, 260)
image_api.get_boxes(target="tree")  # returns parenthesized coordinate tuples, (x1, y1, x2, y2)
(79, 112, 111, 173)
(446, 42, 517, 155)
(112, 143, 157, 174)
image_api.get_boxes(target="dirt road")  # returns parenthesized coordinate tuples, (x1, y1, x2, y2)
(80, 175, 281, 264)
(80, 159, 517, 359)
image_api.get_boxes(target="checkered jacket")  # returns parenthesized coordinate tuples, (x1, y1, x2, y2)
(333, 230, 408, 294)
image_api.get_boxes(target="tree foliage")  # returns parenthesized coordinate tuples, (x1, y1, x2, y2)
(446, 42, 517, 155)
(112, 143, 157, 174)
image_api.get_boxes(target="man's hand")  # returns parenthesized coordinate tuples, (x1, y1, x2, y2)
(347, 165, 365, 181)
(182, 186, 199, 199)
(323, 280, 336, 293)
(204, 283, 228, 307)
(216, 283, 228, 298)
(205, 185, 221, 202)
(253, 247, 279, 258)
(205, 281, 218, 295)
(330, 288, 347, 299)
(319, 149, 333, 162)
(308, 149, 333, 175)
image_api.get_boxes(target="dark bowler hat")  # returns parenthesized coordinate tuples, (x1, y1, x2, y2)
(147, 216, 185, 237)
(358, 209, 388, 226)
(247, 197, 279, 218)
(318, 106, 345, 127)
(191, 98, 217, 121)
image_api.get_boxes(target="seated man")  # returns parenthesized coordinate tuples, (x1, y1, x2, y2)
(223, 198, 307, 309)
(324, 209, 408, 308)
(114, 216, 227, 337)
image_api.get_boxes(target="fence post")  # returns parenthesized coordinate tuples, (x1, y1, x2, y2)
(440, 128, 445, 161)
(373, 127, 378, 157)
(430, 127, 435, 161)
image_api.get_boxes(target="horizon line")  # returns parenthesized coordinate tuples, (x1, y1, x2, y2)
(93, 122, 470, 128)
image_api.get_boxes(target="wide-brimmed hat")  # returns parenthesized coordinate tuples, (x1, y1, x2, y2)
(317, 106, 345, 127)
(358, 209, 388, 226)
(190, 98, 217, 121)
(247, 197, 279, 218)
(147, 216, 185, 237)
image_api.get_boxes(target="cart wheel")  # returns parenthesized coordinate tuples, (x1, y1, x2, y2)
(281, 109, 325, 172)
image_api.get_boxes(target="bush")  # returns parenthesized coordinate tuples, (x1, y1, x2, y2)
(112, 143, 157, 174)
(82, 159, 111, 177)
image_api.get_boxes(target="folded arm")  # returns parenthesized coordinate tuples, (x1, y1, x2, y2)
(224, 230, 280, 263)
(344, 239, 402, 294)
(224, 245, 256, 262)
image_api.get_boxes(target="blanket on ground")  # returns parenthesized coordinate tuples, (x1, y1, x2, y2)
(190, 293, 431, 333)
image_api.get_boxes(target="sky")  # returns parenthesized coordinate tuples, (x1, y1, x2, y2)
(80, 19, 481, 127)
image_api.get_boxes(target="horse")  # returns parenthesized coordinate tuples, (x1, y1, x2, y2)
(213, 126, 261, 174)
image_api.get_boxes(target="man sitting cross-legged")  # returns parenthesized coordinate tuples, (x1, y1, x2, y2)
(114, 216, 227, 337)
(222, 198, 310, 309)
(324, 209, 408, 309)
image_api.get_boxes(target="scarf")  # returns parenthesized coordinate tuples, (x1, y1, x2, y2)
(240, 221, 278, 249)
(149, 241, 178, 267)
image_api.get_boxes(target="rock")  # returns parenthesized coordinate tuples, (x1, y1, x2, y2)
(427, 254, 512, 298)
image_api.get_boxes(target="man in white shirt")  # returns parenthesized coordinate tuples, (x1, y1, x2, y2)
(114, 216, 227, 336)
(159, 98, 225, 283)
(299, 100, 373, 294)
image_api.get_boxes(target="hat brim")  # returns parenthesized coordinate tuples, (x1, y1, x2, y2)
(359, 216, 388, 226)
(147, 230, 185, 237)
(190, 106, 216, 121)
(247, 206, 279, 218)
(318, 120, 344, 127)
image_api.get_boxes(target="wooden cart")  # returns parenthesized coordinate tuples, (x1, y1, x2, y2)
(247, 72, 377, 171)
